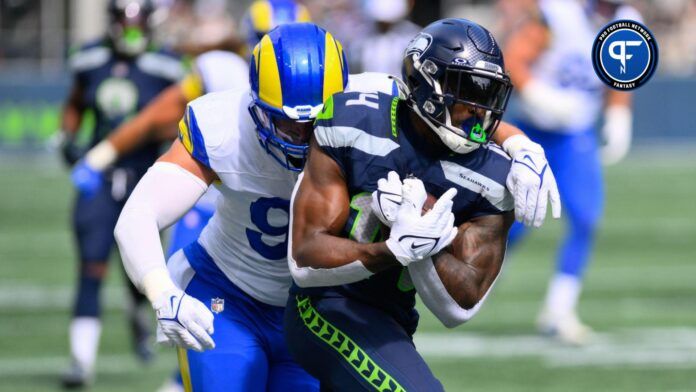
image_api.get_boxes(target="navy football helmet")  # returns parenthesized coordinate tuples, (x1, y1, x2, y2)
(401, 18, 512, 153)
(108, 0, 154, 56)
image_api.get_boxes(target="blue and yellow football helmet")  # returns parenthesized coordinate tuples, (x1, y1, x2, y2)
(249, 22, 348, 171)
(242, 0, 312, 51)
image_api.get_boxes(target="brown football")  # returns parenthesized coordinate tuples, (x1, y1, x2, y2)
(423, 193, 437, 214)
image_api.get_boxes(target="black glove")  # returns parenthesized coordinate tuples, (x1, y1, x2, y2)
(59, 135, 85, 166)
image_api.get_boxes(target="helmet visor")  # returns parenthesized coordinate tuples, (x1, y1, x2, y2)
(439, 68, 512, 143)
(442, 68, 511, 115)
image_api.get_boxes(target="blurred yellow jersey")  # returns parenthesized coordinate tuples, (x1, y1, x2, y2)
(180, 50, 250, 101)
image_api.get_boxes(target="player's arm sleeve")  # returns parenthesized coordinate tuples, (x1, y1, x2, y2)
(408, 257, 501, 328)
(114, 162, 207, 301)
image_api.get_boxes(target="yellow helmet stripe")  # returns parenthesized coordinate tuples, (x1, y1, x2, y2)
(249, 0, 272, 33)
(322, 32, 345, 103)
(252, 41, 261, 74)
(258, 35, 283, 109)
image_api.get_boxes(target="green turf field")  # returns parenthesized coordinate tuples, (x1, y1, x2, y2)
(1, 148, 695, 392)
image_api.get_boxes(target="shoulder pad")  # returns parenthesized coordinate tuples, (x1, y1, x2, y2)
(178, 90, 246, 169)
(316, 91, 397, 133)
(313, 92, 400, 155)
(137, 51, 184, 82)
(194, 50, 249, 93)
(347, 72, 398, 96)
(68, 40, 111, 73)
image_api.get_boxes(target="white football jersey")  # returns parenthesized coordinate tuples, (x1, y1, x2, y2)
(187, 50, 250, 210)
(521, 0, 605, 131)
(181, 73, 396, 306)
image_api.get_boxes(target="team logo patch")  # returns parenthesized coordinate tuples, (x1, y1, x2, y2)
(96, 77, 138, 119)
(211, 298, 224, 314)
(405, 33, 432, 59)
(592, 20, 658, 90)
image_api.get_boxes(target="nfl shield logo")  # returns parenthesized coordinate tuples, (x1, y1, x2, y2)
(211, 298, 224, 314)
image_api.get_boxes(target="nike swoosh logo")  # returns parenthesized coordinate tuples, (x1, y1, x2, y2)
(377, 190, 401, 202)
(522, 154, 537, 169)
(410, 241, 434, 250)
(380, 194, 401, 205)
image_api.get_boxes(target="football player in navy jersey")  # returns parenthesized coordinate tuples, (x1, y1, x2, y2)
(57, 0, 184, 387)
(285, 19, 529, 391)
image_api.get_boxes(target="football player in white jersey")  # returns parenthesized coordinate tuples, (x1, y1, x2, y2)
(72, 0, 312, 261)
(113, 20, 561, 391)
(502, 0, 641, 344)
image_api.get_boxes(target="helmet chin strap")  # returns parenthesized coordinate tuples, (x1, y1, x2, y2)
(410, 101, 480, 154)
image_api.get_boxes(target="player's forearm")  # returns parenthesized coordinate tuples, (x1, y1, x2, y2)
(491, 121, 524, 146)
(115, 162, 207, 301)
(408, 220, 508, 328)
(288, 233, 396, 288)
(293, 232, 398, 273)
(605, 89, 632, 108)
(61, 85, 85, 134)
(61, 105, 83, 135)
(108, 86, 187, 155)
(430, 250, 501, 309)
(408, 254, 500, 328)
(435, 213, 512, 308)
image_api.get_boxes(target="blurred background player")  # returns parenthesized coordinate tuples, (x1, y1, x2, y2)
(57, 0, 184, 387)
(501, 0, 641, 344)
(242, 0, 311, 50)
(353, 0, 420, 75)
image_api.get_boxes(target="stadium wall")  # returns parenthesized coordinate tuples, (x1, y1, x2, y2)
(0, 74, 693, 147)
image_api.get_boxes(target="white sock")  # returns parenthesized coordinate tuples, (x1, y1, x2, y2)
(543, 273, 582, 316)
(69, 317, 102, 373)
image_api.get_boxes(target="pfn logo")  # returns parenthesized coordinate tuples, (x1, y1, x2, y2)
(608, 40, 643, 74)
(592, 20, 658, 90)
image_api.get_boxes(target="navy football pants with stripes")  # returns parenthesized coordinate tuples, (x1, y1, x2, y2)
(284, 295, 444, 392)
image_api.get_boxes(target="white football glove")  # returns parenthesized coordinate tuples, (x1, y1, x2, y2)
(152, 288, 215, 352)
(371, 171, 403, 227)
(502, 135, 561, 227)
(601, 105, 632, 165)
(385, 178, 459, 266)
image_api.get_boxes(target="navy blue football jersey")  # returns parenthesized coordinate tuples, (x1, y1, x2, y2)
(293, 91, 514, 334)
(68, 38, 184, 174)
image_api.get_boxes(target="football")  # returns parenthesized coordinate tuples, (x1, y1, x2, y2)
(423, 193, 437, 214)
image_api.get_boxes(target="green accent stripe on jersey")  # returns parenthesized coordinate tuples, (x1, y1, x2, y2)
(317, 95, 335, 121)
(296, 296, 407, 392)
(348, 192, 381, 243)
(396, 268, 415, 292)
(390, 97, 399, 138)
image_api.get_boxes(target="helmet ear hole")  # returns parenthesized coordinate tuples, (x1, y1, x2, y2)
(408, 75, 420, 89)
